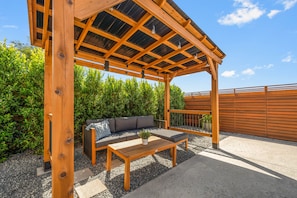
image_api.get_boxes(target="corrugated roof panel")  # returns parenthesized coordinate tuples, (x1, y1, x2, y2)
(115, 45, 139, 58)
(36, 11, 43, 29)
(182, 60, 197, 67)
(169, 67, 180, 72)
(84, 32, 116, 50)
(186, 46, 201, 55)
(48, 16, 52, 31)
(131, 62, 144, 68)
(152, 44, 174, 57)
(168, 35, 189, 47)
(74, 26, 83, 40)
(199, 56, 207, 62)
(170, 53, 187, 62)
(37, 33, 42, 40)
(128, 30, 156, 48)
(79, 46, 105, 56)
(37, 0, 44, 6)
(114, 1, 146, 22)
(93, 12, 131, 38)
(109, 55, 127, 63)
(144, 16, 171, 37)
(138, 54, 157, 64)
(156, 61, 170, 68)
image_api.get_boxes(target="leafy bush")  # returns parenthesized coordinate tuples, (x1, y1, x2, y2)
(0, 41, 27, 161)
(0, 41, 185, 162)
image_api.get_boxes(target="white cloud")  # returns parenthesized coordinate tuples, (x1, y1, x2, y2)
(281, 0, 297, 10)
(221, 70, 236, 77)
(218, 0, 265, 26)
(242, 68, 255, 75)
(282, 55, 292, 62)
(254, 64, 274, 69)
(2, 25, 18, 29)
(264, 64, 274, 69)
(267, 10, 282, 18)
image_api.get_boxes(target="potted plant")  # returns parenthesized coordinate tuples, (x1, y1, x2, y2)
(201, 114, 212, 131)
(138, 129, 151, 145)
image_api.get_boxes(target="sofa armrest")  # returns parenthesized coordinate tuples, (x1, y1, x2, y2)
(82, 125, 95, 161)
(154, 119, 167, 129)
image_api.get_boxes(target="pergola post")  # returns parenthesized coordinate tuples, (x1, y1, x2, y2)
(43, 39, 52, 171)
(51, 0, 74, 197)
(164, 74, 170, 129)
(211, 63, 220, 149)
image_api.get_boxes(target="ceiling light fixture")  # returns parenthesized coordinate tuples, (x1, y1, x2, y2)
(194, 53, 197, 59)
(152, 25, 156, 34)
(178, 41, 181, 49)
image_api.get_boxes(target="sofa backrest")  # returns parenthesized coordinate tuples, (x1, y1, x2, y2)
(86, 115, 154, 133)
(115, 117, 137, 132)
(137, 115, 154, 129)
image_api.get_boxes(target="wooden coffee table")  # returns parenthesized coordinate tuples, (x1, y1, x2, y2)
(106, 136, 177, 191)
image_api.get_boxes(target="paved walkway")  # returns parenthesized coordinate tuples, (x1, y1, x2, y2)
(124, 133, 297, 198)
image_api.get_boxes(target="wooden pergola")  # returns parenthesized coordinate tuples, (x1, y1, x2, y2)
(27, 0, 225, 197)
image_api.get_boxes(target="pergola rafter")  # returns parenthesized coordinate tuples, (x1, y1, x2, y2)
(27, 0, 225, 197)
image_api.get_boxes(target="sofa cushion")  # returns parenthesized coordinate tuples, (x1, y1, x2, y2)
(115, 117, 137, 132)
(150, 128, 188, 143)
(86, 118, 115, 133)
(120, 129, 140, 140)
(86, 120, 111, 141)
(137, 115, 154, 129)
(108, 118, 116, 133)
(95, 131, 137, 147)
(86, 119, 103, 126)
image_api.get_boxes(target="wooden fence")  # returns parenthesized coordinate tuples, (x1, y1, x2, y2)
(184, 84, 297, 142)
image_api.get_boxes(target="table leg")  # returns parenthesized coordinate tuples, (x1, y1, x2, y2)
(106, 148, 112, 171)
(124, 159, 130, 191)
(172, 146, 176, 167)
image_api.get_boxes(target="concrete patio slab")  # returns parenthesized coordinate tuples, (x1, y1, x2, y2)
(124, 133, 297, 198)
(36, 166, 51, 177)
(74, 168, 94, 183)
(75, 179, 107, 198)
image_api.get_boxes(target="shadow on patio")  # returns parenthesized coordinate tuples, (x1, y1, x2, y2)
(124, 133, 297, 198)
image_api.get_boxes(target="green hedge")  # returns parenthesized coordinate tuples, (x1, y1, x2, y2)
(0, 41, 184, 162)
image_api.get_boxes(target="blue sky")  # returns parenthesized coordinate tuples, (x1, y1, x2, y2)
(1, 0, 297, 93)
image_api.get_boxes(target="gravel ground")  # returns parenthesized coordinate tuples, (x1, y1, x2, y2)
(0, 133, 228, 198)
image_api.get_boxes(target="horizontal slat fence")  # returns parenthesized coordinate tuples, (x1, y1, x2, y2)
(184, 84, 297, 142)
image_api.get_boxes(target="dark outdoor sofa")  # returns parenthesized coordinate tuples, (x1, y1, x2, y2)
(82, 115, 188, 165)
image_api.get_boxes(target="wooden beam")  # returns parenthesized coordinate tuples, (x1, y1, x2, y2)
(158, 57, 193, 73)
(211, 63, 219, 149)
(104, 12, 152, 59)
(133, 0, 222, 64)
(74, 0, 125, 20)
(207, 55, 217, 81)
(43, 39, 52, 171)
(41, 0, 50, 47)
(75, 15, 97, 51)
(75, 51, 164, 77)
(170, 127, 212, 137)
(27, 0, 36, 45)
(52, 0, 74, 196)
(164, 74, 170, 129)
(75, 58, 165, 82)
(144, 43, 192, 69)
(174, 63, 207, 77)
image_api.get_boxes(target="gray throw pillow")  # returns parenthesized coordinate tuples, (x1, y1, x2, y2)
(86, 120, 111, 141)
